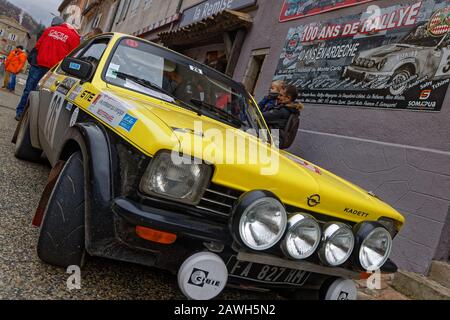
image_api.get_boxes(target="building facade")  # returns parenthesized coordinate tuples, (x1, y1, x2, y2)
(80, 0, 118, 35)
(69, 0, 450, 275)
(0, 15, 30, 56)
(59, 0, 88, 30)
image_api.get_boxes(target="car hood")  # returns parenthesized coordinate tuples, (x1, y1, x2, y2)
(358, 44, 418, 59)
(111, 90, 405, 227)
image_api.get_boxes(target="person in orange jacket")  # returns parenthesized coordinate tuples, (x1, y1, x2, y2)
(3, 46, 27, 92)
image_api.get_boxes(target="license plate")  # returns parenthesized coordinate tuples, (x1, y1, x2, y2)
(226, 256, 310, 287)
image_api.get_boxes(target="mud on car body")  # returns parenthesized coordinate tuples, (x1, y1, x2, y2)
(14, 33, 405, 300)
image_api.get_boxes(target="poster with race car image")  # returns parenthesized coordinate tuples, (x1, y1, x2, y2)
(274, 0, 450, 112)
(280, 0, 375, 22)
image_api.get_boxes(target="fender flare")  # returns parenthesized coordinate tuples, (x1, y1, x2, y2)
(57, 122, 116, 255)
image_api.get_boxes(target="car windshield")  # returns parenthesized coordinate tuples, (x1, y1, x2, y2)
(399, 25, 445, 47)
(104, 38, 269, 142)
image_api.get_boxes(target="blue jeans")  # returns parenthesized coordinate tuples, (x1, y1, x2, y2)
(7, 73, 16, 91)
(16, 65, 49, 118)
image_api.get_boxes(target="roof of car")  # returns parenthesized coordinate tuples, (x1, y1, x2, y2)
(94, 32, 238, 84)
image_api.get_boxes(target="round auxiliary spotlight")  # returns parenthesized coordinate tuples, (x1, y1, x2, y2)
(230, 190, 287, 251)
(281, 213, 321, 260)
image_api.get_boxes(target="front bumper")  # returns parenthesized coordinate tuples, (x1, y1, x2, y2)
(85, 197, 397, 290)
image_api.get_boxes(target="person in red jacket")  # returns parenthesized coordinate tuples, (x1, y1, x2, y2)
(15, 17, 80, 120)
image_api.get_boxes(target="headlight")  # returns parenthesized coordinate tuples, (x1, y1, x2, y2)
(140, 151, 212, 205)
(230, 191, 287, 251)
(318, 222, 354, 266)
(354, 222, 393, 271)
(281, 213, 321, 260)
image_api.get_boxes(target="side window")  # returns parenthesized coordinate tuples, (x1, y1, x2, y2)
(57, 38, 110, 76)
(77, 39, 109, 70)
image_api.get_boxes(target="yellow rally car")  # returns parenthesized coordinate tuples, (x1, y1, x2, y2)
(13, 33, 405, 300)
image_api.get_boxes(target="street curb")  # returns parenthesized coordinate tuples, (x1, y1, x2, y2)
(392, 270, 450, 300)
(429, 261, 450, 289)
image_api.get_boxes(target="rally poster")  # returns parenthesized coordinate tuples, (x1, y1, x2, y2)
(274, 0, 450, 112)
(279, 0, 375, 22)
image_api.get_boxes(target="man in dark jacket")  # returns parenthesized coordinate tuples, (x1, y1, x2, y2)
(15, 17, 80, 120)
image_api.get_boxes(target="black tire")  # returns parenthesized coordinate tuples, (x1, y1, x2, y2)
(387, 67, 413, 96)
(37, 151, 86, 268)
(14, 107, 42, 162)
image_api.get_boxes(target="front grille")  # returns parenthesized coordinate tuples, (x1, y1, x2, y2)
(196, 185, 356, 226)
(196, 184, 243, 217)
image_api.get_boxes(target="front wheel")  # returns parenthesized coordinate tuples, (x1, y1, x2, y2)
(388, 67, 412, 96)
(37, 151, 86, 268)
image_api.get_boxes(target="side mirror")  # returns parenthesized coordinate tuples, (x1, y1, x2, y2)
(61, 57, 93, 81)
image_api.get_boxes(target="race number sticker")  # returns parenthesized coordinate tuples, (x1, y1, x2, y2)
(44, 92, 66, 148)
(88, 93, 138, 131)
(435, 48, 450, 78)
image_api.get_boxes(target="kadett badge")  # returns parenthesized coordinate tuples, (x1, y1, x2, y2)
(307, 194, 321, 207)
(344, 208, 370, 218)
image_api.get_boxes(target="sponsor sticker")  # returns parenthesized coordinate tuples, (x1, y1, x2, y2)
(69, 62, 81, 70)
(125, 39, 139, 48)
(62, 77, 79, 89)
(88, 93, 135, 129)
(106, 63, 120, 79)
(44, 75, 58, 88)
(68, 84, 83, 101)
(285, 154, 322, 175)
(80, 90, 96, 102)
(119, 114, 138, 132)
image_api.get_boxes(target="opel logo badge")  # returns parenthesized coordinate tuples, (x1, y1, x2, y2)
(307, 194, 321, 207)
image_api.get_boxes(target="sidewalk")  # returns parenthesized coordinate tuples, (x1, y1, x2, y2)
(356, 274, 410, 300)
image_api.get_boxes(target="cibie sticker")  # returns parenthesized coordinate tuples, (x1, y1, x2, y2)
(88, 93, 136, 130)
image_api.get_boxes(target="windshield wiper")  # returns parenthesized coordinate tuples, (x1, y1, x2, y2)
(115, 72, 203, 115)
(190, 99, 245, 128)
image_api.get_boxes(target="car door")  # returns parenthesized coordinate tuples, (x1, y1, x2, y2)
(38, 37, 110, 165)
